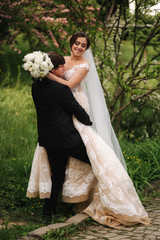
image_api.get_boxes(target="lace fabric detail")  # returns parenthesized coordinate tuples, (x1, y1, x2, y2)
(71, 117, 148, 218)
(26, 144, 52, 198)
(66, 63, 89, 72)
(62, 157, 95, 198)
(62, 66, 149, 219)
(64, 63, 89, 93)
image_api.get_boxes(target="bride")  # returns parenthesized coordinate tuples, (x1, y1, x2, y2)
(27, 32, 150, 227)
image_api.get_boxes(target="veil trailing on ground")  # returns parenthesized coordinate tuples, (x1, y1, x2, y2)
(83, 49, 127, 170)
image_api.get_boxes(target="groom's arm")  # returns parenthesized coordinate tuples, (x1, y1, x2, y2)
(59, 85, 92, 126)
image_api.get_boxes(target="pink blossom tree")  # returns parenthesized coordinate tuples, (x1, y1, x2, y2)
(1, 0, 160, 133)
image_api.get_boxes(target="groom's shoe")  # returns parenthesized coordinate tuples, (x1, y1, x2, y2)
(43, 206, 56, 221)
(43, 197, 57, 221)
(43, 211, 53, 224)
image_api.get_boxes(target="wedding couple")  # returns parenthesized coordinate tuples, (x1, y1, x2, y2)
(27, 32, 150, 227)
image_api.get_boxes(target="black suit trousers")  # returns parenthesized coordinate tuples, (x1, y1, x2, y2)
(44, 142, 90, 214)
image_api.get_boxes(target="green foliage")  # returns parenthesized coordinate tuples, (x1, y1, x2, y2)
(0, 34, 64, 87)
(0, 224, 40, 240)
(0, 87, 38, 218)
(41, 223, 80, 240)
(121, 138, 160, 193)
(0, 0, 160, 131)
(0, 85, 160, 238)
(0, 86, 76, 238)
(121, 91, 160, 138)
(126, 12, 160, 50)
(41, 218, 96, 240)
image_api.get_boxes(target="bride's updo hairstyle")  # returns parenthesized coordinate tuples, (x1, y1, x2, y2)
(70, 32, 90, 50)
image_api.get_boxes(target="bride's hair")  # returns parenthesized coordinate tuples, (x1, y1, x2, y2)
(70, 32, 90, 50)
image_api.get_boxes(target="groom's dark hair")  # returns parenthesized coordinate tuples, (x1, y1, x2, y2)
(48, 52, 65, 70)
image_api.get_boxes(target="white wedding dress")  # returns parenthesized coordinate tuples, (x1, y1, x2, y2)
(27, 63, 150, 227)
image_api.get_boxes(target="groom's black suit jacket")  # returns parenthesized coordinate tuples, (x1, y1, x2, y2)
(32, 78, 92, 149)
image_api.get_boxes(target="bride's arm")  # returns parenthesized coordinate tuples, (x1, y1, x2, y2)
(48, 67, 89, 89)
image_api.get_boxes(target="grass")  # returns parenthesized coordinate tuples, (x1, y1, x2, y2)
(0, 86, 42, 239)
(0, 224, 40, 240)
(0, 85, 160, 239)
(121, 138, 160, 192)
(0, 86, 80, 239)
(41, 218, 97, 240)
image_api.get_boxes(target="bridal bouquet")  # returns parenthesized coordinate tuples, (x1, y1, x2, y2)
(22, 51, 53, 78)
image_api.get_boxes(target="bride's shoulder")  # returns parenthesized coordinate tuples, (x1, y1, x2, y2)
(77, 59, 90, 71)
(82, 58, 90, 65)
(81, 55, 90, 66)
(64, 56, 89, 71)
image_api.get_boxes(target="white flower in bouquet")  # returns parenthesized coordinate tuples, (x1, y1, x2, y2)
(23, 61, 32, 71)
(41, 61, 48, 70)
(22, 51, 54, 78)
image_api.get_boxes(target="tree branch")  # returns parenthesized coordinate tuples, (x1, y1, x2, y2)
(125, 52, 160, 85)
(132, 0, 138, 74)
(125, 16, 160, 70)
(111, 82, 160, 123)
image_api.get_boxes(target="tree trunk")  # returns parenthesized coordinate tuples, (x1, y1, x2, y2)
(115, 94, 125, 133)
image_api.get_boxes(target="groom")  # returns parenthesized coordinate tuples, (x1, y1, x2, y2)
(32, 52, 92, 218)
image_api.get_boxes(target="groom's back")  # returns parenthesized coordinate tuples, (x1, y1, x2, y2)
(32, 78, 82, 149)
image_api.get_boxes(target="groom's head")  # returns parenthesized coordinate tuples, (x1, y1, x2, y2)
(48, 52, 65, 77)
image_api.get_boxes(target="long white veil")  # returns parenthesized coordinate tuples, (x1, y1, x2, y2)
(83, 49, 127, 170)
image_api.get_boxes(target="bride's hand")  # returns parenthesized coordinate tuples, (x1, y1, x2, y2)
(47, 71, 68, 86)
(47, 72, 56, 81)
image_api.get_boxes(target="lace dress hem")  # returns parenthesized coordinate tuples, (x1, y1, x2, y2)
(62, 194, 89, 203)
(26, 191, 51, 199)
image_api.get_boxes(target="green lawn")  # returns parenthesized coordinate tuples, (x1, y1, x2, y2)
(0, 86, 159, 240)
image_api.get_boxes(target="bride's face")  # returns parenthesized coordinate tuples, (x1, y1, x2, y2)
(71, 37, 87, 57)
